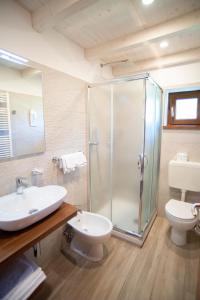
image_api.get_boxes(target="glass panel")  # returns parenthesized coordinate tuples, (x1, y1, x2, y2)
(175, 98, 198, 120)
(88, 85, 112, 219)
(140, 80, 156, 231)
(112, 80, 145, 233)
(150, 86, 162, 214)
(89, 78, 161, 236)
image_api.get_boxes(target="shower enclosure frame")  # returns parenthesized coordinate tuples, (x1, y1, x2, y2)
(87, 73, 162, 245)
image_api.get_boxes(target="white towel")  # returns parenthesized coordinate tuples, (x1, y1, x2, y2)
(4, 268, 46, 300)
(60, 152, 87, 174)
(0, 255, 46, 300)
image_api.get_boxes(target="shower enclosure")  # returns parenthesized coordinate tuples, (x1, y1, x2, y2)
(88, 73, 162, 244)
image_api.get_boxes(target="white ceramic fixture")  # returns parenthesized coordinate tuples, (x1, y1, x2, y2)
(0, 185, 67, 231)
(68, 211, 113, 262)
(168, 160, 200, 192)
(165, 199, 198, 246)
(165, 160, 200, 246)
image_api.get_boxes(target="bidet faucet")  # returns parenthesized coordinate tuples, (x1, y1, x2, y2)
(191, 203, 200, 216)
(16, 177, 29, 194)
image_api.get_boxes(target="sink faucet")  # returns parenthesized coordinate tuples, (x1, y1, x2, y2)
(16, 177, 29, 194)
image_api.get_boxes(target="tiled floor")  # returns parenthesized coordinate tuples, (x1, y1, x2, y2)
(31, 217, 200, 300)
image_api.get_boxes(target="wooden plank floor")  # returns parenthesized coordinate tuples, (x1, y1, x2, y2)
(30, 217, 200, 300)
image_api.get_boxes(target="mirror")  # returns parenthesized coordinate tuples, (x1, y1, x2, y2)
(0, 50, 45, 161)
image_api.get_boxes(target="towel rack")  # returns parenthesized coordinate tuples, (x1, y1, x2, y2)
(52, 151, 83, 163)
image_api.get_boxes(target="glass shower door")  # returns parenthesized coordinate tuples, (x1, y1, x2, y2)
(151, 86, 162, 214)
(88, 85, 112, 219)
(112, 80, 145, 233)
(140, 79, 162, 232)
(89, 77, 162, 237)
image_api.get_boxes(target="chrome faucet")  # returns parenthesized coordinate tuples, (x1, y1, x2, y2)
(16, 177, 29, 194)
(191, 203, 200, 217)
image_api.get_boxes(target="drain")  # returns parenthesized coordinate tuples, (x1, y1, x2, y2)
(28, 209, 38, 215)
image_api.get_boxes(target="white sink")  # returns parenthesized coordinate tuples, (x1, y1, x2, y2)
(0, 185, 67, 231)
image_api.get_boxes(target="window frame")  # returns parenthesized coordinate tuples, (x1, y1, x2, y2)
(165, 90, 200, 129)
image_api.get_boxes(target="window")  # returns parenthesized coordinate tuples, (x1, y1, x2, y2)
(166, 90, 200, 129)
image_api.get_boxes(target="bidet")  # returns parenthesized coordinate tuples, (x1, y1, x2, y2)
(68, 211, 113, 261)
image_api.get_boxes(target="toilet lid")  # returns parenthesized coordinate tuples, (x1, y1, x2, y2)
(166, 199, 195, 220)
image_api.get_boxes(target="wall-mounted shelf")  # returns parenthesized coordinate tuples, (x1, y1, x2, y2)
(0, 203, 77, 265)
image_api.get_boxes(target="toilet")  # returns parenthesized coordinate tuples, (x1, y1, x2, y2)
(68, 211, 113, 262)
(165, 160, 200, 246)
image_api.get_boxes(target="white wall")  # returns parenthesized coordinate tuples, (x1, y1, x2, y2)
(151, 62, 200, 89)
(0, 0, 112, 83)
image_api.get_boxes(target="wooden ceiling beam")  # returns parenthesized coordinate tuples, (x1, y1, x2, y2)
(85, 9, 200, 59)
(20, 67, 41, 78)
(32, 0, 97, 32)
(112, 48, 200, 76)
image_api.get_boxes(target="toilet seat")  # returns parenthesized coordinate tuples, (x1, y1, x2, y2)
(165, 199, 195, 221)
(165, 199, 198, 246)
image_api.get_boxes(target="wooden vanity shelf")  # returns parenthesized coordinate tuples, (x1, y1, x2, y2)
(0, 203, 77, 265)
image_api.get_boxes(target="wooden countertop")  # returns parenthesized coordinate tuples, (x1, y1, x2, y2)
(0, 203, 77, 265)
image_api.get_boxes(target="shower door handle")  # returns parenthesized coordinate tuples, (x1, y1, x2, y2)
(138, 154, 148, 199)
(137, 154, 142, 170)
(138, 153, 149, 179)
(138, 154, 148, 169)
(138, 154, 144, 199)
(144, 155, 148, 167)
(137, 154, 146, 170)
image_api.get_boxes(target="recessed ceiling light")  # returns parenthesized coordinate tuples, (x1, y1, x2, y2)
(142, 0, 154, 5)
(160, 41, 169, 49)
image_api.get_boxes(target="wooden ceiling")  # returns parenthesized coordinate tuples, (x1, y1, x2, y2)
(17, 0, 200, 76)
